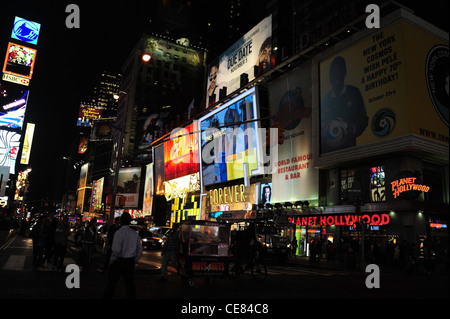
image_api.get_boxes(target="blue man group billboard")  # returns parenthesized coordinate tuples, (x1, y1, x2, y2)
(11, 17, 41, 46)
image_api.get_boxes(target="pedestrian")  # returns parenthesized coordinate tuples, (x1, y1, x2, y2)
(40, 215, 53, 265)
(52, 216, 70, 271)
(102, 212, 143, 299)
(160, 223, 180, 282)
(291, 237, 298, 258)
(31, 215, 45, 268)
(103, 217, 121, 272)
(309, 240, 316, 264)
(82, 218, 97, 273)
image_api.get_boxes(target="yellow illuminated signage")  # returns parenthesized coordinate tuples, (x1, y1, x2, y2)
(164, 173, 200, 201)
(209, 184, 247, 205)
(20, 123, 35, 164)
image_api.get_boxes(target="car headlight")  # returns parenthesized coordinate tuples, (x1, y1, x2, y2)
(142, 238, 148, 242)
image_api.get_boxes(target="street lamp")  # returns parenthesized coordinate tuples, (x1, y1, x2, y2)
(142, 53, 152, 62)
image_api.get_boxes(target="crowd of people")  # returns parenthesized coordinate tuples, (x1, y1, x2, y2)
(29, 214, 70, 271)
(302, 235, 449, 275)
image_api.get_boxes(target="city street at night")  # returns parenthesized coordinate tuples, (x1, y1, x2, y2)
(0, 0, 448, 309)
(1, 233, 448, 301)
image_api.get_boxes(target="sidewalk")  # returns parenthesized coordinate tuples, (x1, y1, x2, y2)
(67, 240, 161, 275)
(286, 255, 410, 275)
(287, 256, 344, 271)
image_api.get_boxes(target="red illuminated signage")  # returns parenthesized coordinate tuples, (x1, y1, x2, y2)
(390, 177, 430, 199)
(288, 213, 390, 226)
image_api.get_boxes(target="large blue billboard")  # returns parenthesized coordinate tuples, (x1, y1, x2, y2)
(11, 16, 41, 46)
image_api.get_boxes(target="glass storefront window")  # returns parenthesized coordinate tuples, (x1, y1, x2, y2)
(340, 169, 362, 204)
(370, 166, 386, 202)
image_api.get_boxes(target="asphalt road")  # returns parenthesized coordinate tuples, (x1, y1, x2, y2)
(0, 234, 448, 317)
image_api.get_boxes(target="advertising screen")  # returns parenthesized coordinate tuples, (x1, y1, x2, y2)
(3, 42, 37, 80)
(20, 122, 35, 164)
(90, 118, 114, 141)
(0, 82, 29, 129)
(164, 122, 199, 181)
(11, 17, 41, 46)
(117, 167, 141, 208)
(268, 62, 318, 204)
(76, 163, 90, 213)
(143, 35, 205, 66)
(205, 15, 272, 107)
(153, 144, 165, 196)
(143, 163, 153, 216)
(0, 129, 21, 174)
(319, 21, 448, 155)
(199, 87, 262, 186)
(77, 103, 103, 127)
(90, 177, 104, 213)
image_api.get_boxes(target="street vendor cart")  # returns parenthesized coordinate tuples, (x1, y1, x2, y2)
(178, 220, 231, 287)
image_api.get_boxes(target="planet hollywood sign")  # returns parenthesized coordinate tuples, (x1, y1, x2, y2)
(288, 213, 390, 226)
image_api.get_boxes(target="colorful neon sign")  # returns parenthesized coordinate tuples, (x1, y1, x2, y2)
(391, 177, 430, 199)
(288, 213, 390, 226)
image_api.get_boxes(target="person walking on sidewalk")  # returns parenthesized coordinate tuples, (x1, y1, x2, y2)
(102, 212, 143, 299)
(82, 218, 97, 273)
(160, 223, 180, 282)
(103, 217, 121, 272)
(53, 216, 70, 271)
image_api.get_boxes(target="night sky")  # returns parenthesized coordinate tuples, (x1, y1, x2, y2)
(1, 1, 154, 203)
(1, 1, 448, 205)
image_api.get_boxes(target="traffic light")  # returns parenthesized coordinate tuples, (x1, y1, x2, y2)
(277, 125, 285, 145)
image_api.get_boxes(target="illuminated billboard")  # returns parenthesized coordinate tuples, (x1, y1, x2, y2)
(77, 103, 103, 127)
(268, 62, 318, 204)
(90, 118, 114, 141)
(11, 17, 41, 46)
(199, 87, 262, 186)
(76, 163, 90, 213)
(117, 167, 141, 208)
(319, 20, 449, 155)
(143, 35, 205, 66)
(153, 144, 165, 195)
(143, 163, 153, 216)
(0, 129, 21, 174)
(20, 122, 35, 164)
(205, 15, 272, 107)
(3, 42, 37, 80)
(0, 82, 29, 129)
(164, 122, 199, 181)
(90, 177, 104, 213)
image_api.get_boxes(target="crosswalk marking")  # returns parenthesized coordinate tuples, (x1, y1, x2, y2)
(266, 265, 347, 277)
(2, 255, 26, 270)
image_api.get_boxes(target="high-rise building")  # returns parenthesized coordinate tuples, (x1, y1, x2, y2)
(90, 71, 121, 117)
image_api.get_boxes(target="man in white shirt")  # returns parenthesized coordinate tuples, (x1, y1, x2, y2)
(102, 212, 143, 299)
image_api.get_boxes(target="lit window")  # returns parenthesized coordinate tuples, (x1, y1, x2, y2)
(370, 166, 385, 202)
